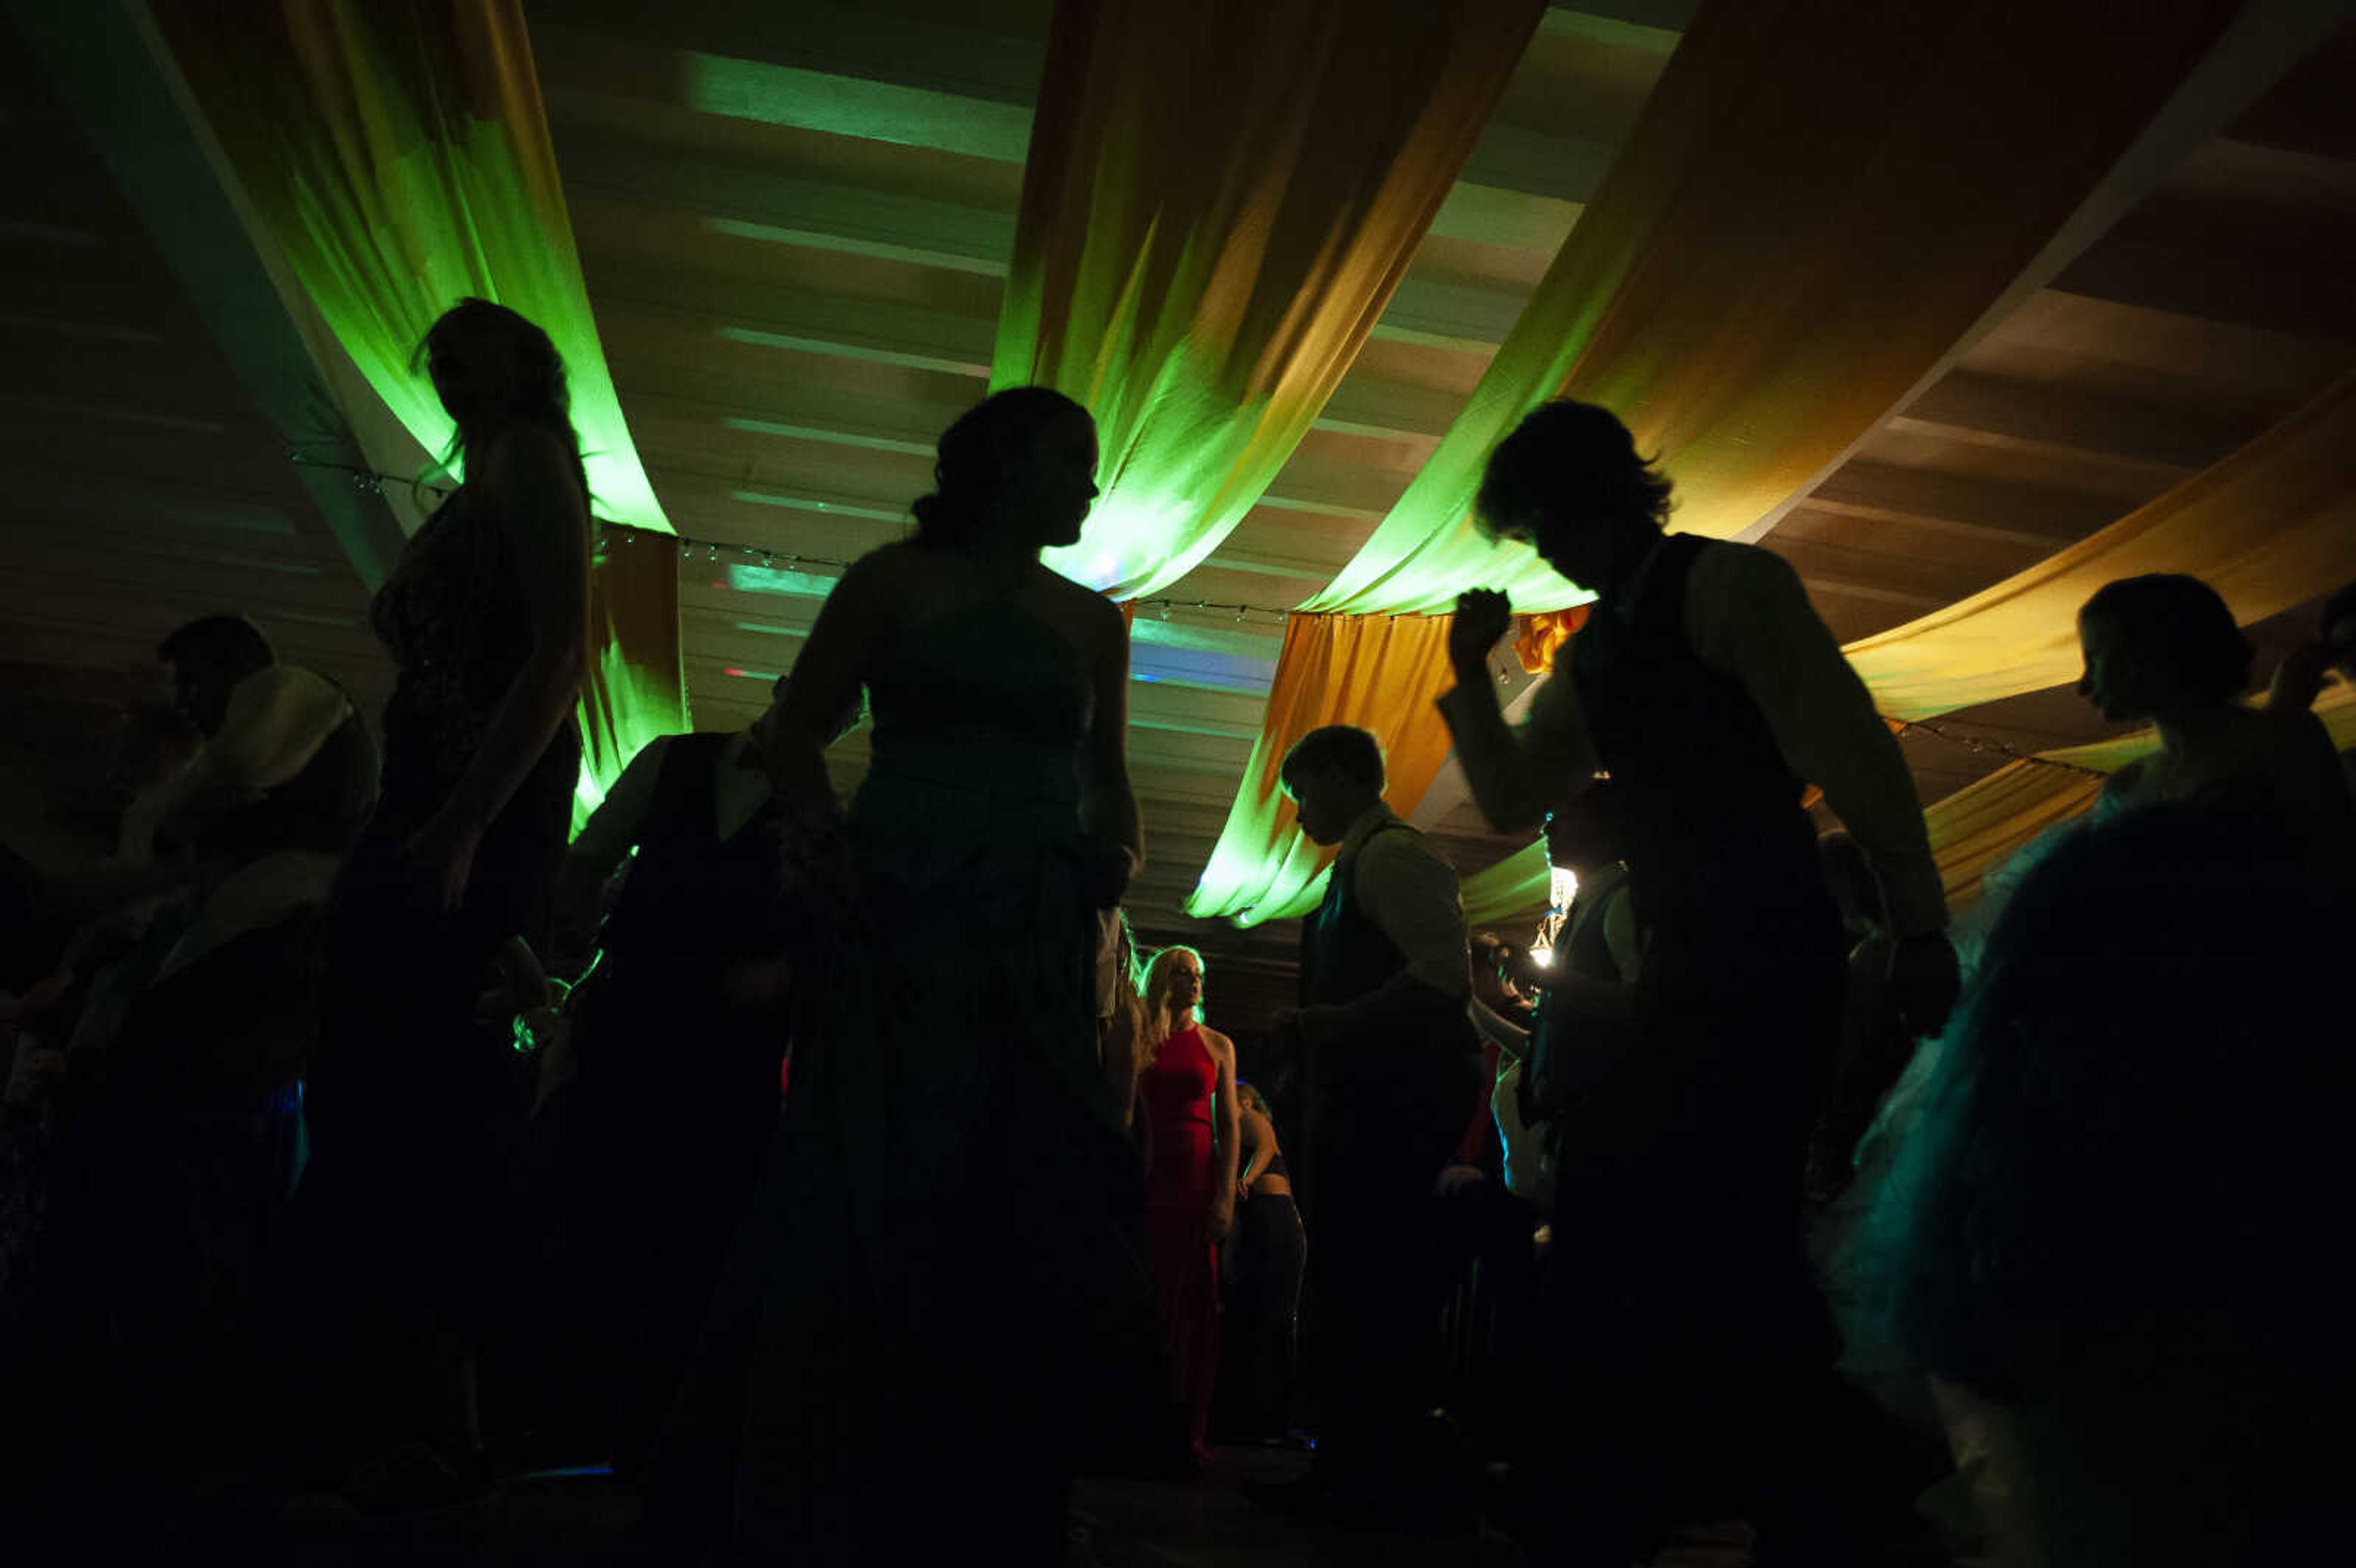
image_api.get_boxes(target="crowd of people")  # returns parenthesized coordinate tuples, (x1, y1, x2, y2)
(2, 297, 2352, 1566)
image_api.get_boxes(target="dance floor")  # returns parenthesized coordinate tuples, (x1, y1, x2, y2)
(232, 1444, 1955, 1566)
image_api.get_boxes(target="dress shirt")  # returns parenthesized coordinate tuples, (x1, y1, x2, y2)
(1439, 539, 1947, 940)
(121, 664, 352, 861)
(1301, 804, 1472, 1047)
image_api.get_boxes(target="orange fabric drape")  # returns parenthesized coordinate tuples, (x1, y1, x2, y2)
(996, 0, 1546, 601)
(1185, 614, 1457, 925)
(578, 525, 686, 826)
(1848, 370, 2356, 720)
(1923, 759, 2106, 912)
(1512, 607, 1591, 677)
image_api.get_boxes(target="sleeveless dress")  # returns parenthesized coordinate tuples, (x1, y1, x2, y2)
(296, 485, 580, 1448)
(653, 594, 1159, 1564)
(1139, 1021, 1221, 1459)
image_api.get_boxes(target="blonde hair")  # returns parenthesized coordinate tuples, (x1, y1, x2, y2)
(1138, 945, 1206, 1063)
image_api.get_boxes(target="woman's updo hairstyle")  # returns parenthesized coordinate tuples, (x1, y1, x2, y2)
(909, 386, 1089, 548)
(2079, 574, 2253, 707)
(1476, 399, 1673, 543)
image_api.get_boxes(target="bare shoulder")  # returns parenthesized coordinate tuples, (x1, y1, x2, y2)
(1038, 569, 1127, 650)
(1202, 1024, 1238, 1060)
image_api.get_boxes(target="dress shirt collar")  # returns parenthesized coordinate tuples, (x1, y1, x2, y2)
(1334, 801, 1405, 863)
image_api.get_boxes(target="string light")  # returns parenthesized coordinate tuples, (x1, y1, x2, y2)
(288, 451, 1327, 625)
(1893, 717, 2109, 779)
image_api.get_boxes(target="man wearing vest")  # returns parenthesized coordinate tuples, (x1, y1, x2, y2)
(1438, 402, 1958, 1565)
(1249, 725, 1483, 1530)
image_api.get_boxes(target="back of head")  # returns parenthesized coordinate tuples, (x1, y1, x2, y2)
(2079, 573, 2252, 707)
(1476, 399, 1673, 540)
(910, 386, 1089, 549)
(2320, 578, 2356, 648)
(1280, 724, 1385, 795)
(159, 613, 274, 682)
(1847, 806, 2355, 1556)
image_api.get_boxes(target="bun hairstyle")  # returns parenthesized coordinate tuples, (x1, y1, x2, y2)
(1476, 399, 1674, 542)
(415, 298, 588, 501)
(909, 385, 1089, 548)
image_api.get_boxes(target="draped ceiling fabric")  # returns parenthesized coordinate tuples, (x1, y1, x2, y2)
(996, 0, 1547, 600)
(1303, 0, 2244, 618)
(1186, 614, 1457, 926)
(152, 0, 688, 826)
(1846, 370, 2356, 720)
(1196, 0, 2240, 929)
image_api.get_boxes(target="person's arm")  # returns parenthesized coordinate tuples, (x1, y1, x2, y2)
(1208, 1028, 1240, 1240)
(1080, 596, 1144, 897)
(407, 426, 589, 910)
(1689, 546, 1957, 1032)
(553, 736, 670, 954)
(1237, 1104, 1276, 1193)
(1688, 547, 1944, 937)
(1470, 994, 1531, 1062)
(1438, 592, 1600, 833)
(1298, 832, 1471, 1048)
(759, 553, 892, 817)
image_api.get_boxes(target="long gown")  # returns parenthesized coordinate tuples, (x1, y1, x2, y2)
(655, 595, 1159, 1564)
(297, 486, 579, 1452)
(1139, 1021, 1221, 1459)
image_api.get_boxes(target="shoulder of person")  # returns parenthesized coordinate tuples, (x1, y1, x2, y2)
(1201, 1024, 1236, 1057)
(1037, 571, 1127, 641)
(1691, 538, 1807, 598)
(477, 421, 579, 486)
(2104, 758, 2149, 798)
(1361, 818, 1450, 870)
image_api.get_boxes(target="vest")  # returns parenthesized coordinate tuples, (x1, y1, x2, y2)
(1299, 819, 1417, 1010)
(1571, 536, 1833, 962)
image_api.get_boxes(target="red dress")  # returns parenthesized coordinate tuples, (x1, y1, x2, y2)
(1139, 1022, 1221, 1458)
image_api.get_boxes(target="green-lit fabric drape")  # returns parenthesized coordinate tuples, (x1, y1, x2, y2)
(153, 0, 688, 826)
(1304, 0, 2241, 616)
(1846, 371, 2356, 720)
(1461, 837, 1550, 926)
(997, 0, 1546, 600)
(1185, 613, 1457, 926)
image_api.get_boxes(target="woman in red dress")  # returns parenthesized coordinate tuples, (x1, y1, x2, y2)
(1136, 945, 1239, 1464)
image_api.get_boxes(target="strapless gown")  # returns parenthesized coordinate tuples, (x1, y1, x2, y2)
(652, 596, 1160, 1564)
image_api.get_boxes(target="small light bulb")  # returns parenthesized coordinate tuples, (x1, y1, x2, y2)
(1530, 946, 1555, 968)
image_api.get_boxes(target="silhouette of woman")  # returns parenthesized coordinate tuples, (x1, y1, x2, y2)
(654, 388, 1155, 1563)
(297, 299, 589, 1506)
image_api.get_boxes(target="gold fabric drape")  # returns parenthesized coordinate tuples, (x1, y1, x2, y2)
(996, 0, 1546, 600)
(578, 526, 686, 828)
(1848, 371, 2356, 720)
(153, 0, 689, 825)
(1185, 614, 1458, 926)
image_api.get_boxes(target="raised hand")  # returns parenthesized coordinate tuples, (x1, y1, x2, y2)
(1449, 589, 1514, 677)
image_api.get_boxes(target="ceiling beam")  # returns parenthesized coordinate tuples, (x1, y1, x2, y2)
(9, 0, 410, 587)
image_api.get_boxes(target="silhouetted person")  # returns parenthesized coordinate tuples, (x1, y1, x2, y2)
(1214, 1080, 1305, 1445)
(132, 613, 374, 864)
(1842, 806, 2355, 1566)
(649, 387, 1155, 1564)
(2077, 574, 2353, 863)
(1251, 724, 1482, 1531)
(1440, 400, 1954, 1562)
(1807, 829, 1912, 1203)
(534, 680, 858, 1474)
(296, 298, 590, 1508)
